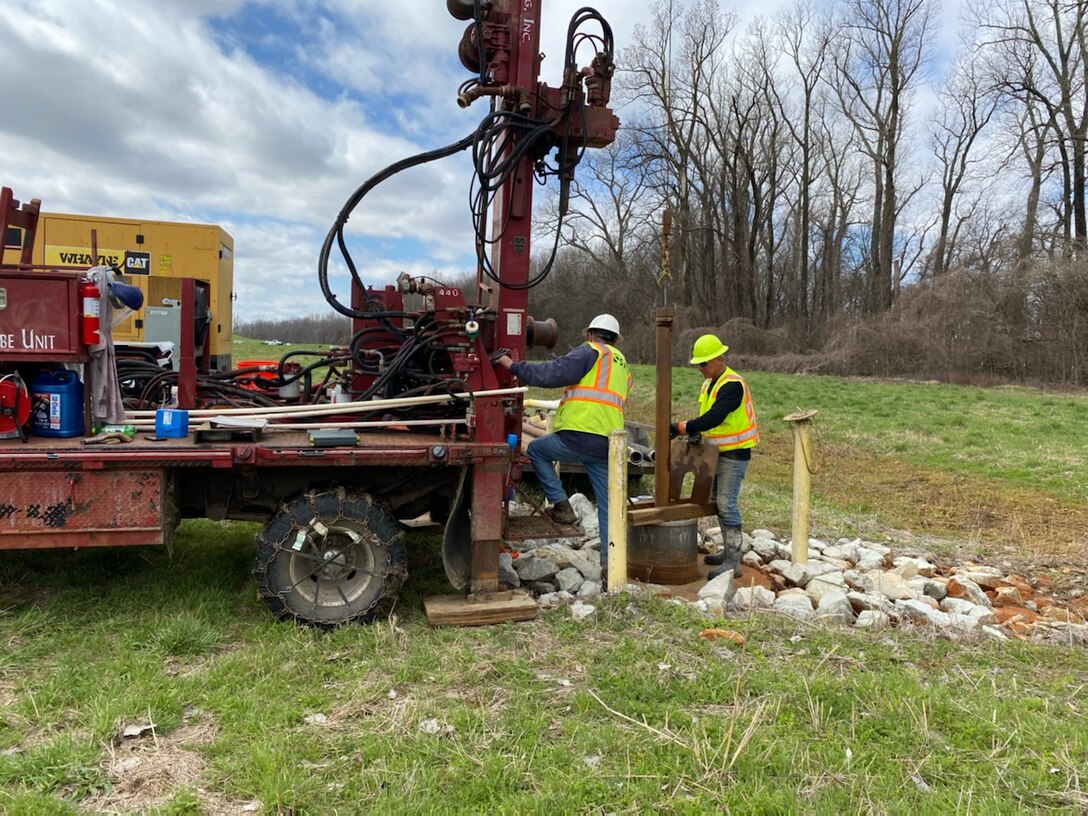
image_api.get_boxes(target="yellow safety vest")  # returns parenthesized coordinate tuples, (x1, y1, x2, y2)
(698, 368, 758, 451)
(553, 342, 631, 437)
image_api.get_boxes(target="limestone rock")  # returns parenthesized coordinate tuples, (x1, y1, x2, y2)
(773, 593, 815, 620)
(816, 590, 856, 624)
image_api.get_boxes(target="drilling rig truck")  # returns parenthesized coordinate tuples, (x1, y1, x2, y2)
(0, 0, 620, 627)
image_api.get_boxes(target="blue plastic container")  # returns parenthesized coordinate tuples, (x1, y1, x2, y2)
(155, 409, 189, 438)
(31, 370, 84, 438)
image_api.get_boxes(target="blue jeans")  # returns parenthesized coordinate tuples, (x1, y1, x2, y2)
(715, 455, 749, 529)
(526, 433, 610, 568)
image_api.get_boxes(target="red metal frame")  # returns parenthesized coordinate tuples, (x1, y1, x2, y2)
(0, 186, 40, 267)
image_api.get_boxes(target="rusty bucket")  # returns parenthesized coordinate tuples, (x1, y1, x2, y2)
(627, 518, 699, 584)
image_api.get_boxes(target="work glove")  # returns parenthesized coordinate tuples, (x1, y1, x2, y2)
(668, 422, 680, 439)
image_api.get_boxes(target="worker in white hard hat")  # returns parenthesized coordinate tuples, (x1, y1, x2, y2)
(671, 333, 759, 582)
(495, 314, 631, 580)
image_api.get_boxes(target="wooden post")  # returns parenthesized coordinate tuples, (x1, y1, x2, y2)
(784, 410, 818, 564)
(654, 308, 676, 507)
(607, 428, 628, 594)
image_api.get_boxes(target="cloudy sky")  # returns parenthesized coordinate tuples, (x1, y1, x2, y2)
(1, 0, 963, 322)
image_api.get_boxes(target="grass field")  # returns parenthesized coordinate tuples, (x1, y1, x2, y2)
(2, 360, 1086, 812)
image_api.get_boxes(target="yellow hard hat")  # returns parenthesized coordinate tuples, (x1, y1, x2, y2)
(689, 333, 728, 364)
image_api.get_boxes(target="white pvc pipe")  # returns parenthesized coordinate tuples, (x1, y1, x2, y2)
(126, 386, 526, 418)
(126, 417, 468, 430)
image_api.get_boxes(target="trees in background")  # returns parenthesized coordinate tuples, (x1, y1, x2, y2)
(536, 0, 1088, 385)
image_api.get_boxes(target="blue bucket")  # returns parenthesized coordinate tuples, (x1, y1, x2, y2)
(31, 370, 84, 438)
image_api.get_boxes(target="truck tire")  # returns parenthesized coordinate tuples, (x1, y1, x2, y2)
(253, 487, 407, 628)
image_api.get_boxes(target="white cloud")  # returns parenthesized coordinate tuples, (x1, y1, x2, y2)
(1, 0, 962, 323)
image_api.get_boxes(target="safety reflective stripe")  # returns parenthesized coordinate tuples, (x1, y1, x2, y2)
(554, 342, 630, 436)
(704, 426, 759, 446)
(560, 386, 626, 410)
(698, 370, 758, 451)
(593, 342, 612, 389)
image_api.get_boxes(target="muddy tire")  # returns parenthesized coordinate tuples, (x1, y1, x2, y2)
(253, 487, 407, 628)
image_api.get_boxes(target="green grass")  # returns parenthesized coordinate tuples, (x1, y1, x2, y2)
(1, 521, 1086, 813)
(4, 361, 1086, 810)
(627, 366, 1088, 504)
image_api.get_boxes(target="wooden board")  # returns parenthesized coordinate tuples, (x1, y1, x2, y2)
(424, 591, 540, 626)
(669, 437, 719, 504)
(627, 501, 717, 527)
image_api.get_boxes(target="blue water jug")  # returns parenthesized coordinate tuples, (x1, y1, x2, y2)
(31, 370, 85, 438)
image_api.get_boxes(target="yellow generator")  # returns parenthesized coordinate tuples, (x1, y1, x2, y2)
(30, 212, 234, 371)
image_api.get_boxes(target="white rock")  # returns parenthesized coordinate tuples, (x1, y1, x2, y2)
(814, 554, 853, 570)
(940, 597, 997, 625)
(981, 625, 1010, 641)
(806, 572, 848, 603)
(920, 578, 948, 601)
(816, 590, 856, 624)
(703, 528, 724, 547)
(855, 555, 887, 571)
(556, 567, 584, 593)
(751, 538, 782, 562)
(783, 560, 839, 588)
(751, 528, 778, 540)
(891, 561, 919, 580)
(568, 494, 599, 537)
(894, 556, 937, 578)
(730, 585, 776, 612)
(698, 572, 737, 605)
(860, 541, 892, 556)
(774, 594, 815, 620)
(946, 613, 982, 634)
(823, 543, 860, 563)
(741, 551, 764, 567)
(499, 552, 520, 587)
(897, 599, 951, 628)
(856, 570, 918, 601)
(577, 581, 601, 599)
(513, 554, 560, 582)
(855, 610, 891, 629)
(958, 572, 1007, 591)
(569, 601, 596, 621)
(846, 591, 898, 618)
(703, 599, 725, 616)
(948, 576, 991, 607)
(768, 558, 793, 574)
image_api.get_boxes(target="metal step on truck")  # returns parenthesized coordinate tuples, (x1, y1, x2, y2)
(0, 0, 625, 628)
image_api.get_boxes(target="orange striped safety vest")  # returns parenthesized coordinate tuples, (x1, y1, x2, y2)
(553, 342, 632, 437)
(698, 368, 758, 451)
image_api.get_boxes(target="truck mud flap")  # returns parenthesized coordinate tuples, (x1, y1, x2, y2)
(441, 466, 471, 590)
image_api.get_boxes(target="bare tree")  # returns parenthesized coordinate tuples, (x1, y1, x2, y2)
(979, 0, 1088, 253)
(929, 53, 1000, 278)
(774, 0, 833, 334)
(831, 0, 934, 313)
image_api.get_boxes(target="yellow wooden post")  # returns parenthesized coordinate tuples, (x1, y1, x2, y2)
(606, 428, 628, 593)
(783, 410, 818, 564)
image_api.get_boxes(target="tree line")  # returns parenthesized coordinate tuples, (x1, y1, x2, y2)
(530, 0, 1088, 386)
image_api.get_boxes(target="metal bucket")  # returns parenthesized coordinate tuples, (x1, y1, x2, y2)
(627, 518, 699, 584)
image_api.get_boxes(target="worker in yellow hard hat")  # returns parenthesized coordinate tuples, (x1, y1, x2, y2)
(670, 333, 759, 581)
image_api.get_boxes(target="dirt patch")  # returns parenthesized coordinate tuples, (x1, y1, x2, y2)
(756, 435, 1088, 569)
(80, 710, 254, 815)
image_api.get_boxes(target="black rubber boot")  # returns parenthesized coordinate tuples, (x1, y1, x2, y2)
(708, 526, 743, 580)
(544, 499, 577, 525)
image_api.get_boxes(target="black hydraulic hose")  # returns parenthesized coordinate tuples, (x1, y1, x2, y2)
(319, 131, 478, 319)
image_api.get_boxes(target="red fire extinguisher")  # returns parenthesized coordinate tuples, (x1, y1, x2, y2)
(80, 278, 101, 346)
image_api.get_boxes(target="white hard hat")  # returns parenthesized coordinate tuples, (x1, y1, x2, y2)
(585, 314, 621, 340)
